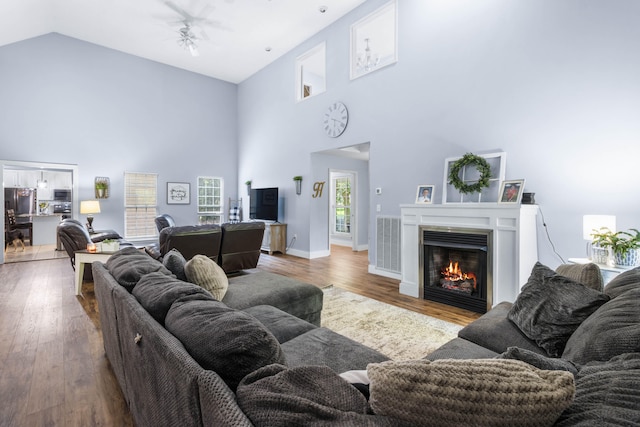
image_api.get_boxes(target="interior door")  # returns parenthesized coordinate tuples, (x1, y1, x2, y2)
(330, 171, 356, 248)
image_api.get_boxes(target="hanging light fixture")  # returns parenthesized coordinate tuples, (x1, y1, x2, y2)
(178, 25, 200, 57)
(356, 38, 380, 73)
(37, 171, 48, 189)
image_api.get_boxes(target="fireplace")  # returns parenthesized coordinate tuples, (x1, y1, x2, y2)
(400, 204, 539, 309)
(422, 228, 492, 313)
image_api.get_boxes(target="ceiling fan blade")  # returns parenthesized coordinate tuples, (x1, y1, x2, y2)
(163, 0, 195, 21)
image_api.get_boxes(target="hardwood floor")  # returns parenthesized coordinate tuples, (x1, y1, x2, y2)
(0, 246, 480, 426)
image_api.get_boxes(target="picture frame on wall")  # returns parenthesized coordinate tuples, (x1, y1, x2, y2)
(167, 182, 190, 205)
(415, 185, 434, 204)
(498, 179, 525, 204)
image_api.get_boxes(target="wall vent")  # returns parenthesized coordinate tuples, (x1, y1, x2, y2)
(376, 216, 401, 274)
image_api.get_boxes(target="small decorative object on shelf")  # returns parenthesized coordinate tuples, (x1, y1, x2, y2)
(245, 180, 252, 196)
(293, 176, 302, 195)
(590, 227, 640, 267)
(95, 177, 110, 199)
(448, 153, 491, 195)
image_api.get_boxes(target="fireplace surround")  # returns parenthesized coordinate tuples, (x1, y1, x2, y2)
(400, 204, 539, 311)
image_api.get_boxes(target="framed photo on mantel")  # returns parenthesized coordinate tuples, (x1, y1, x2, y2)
(167, 182, 190, 205)
(498, 179, 525, 204)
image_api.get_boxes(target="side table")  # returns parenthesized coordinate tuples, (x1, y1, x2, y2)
(75, 250, 114, 296)
(568, 257, 633, 284)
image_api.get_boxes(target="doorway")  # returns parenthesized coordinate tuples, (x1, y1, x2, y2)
(330, 170, 357, 250)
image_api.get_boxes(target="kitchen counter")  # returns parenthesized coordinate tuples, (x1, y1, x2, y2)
(32, 214, 63, 245)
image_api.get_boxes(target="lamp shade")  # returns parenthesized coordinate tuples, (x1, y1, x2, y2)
(80, 200, 101, 215)
(583, 215, 616, 240)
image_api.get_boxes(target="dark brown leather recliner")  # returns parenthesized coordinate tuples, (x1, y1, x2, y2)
(159, 224, 222, 263)
(57, 220, 132, 270)
(155, 214, 176, 232)
(219, 222, 265, 273)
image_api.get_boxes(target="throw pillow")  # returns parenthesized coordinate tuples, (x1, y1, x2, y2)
(367, 358, 575, 427)
(507, 262, 610, 357)
(556, 263, 603, 292)
(603, 266, 640, 299)
(498, 347, 579, 375)
(105, 246, 172, 292)
(162, 248, 188, 281)
(184, 254, 228, 300)
(165, 297, 286, 391)
(555, 353, 640, 426)
(236, 364, 388, 426)
(132, 272, 214, 324)
(562, 287, 640, 365)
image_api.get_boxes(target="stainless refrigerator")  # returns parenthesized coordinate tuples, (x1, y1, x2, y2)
(5, 187, 37, 217)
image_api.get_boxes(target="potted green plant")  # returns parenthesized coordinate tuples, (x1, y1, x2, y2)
(245, 180, 252, 196)
(293, 176, 302, 195)
(95, 181, 108, 198)
(100, 239, 120, 253)
(590, 227, 640, 267)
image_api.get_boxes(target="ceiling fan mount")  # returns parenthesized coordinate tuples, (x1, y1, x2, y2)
(159, 0, 218, 56)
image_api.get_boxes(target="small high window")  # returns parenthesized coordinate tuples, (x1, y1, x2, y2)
(295, 42, 326, 102)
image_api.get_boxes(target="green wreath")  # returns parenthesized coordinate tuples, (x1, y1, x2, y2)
(448, 153, 492, 194)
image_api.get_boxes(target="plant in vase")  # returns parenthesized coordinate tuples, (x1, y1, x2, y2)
(293, 176, 302, 195)
(590, 227, 640, 267)
(96, 181, 108, 198)
(101, 239, 120, 253)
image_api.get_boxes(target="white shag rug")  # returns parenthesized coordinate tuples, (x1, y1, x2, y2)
(321, 287, 462, 361)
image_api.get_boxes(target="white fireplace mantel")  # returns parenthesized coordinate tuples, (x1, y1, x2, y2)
(400, 203, 539, 307)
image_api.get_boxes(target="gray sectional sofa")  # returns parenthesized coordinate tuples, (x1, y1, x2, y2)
(93, 247, 640, 426)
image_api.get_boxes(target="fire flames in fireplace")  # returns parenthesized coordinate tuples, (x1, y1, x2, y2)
(440, 261, 477, 294)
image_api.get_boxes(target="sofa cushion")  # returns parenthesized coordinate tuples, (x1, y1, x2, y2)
(562, 287, 640, 365)
(367, 358, 575, 427)
(165, 297, 286, 391)
(241, 305, 317, 344)
(498, 347, 579, 375)
(556, 262, 603, 292)
(555, 353, 640, 426)
(184, 254, 228, 300)
(281, 327, 389, 373)
(162, 248, 188, 281)
(457, 301, 546, 355)
(507, 262, 610, 357)
(604, 266, 640, 299)
(426, 337, 499, 361)
(105, 246, 172, 292)
(235, 364, 400, 427)
(132, 272, 214, 325)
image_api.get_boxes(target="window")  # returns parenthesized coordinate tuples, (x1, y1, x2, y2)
(295, 42, 326, 102)
(197, 176, 223, 224)
(124, 172, 158, 239)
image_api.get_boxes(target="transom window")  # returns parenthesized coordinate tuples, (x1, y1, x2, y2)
(124, 172, 158, 239)
(197, 176, 223, 224)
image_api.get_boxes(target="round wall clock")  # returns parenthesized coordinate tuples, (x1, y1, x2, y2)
(323, 102, 349, 138)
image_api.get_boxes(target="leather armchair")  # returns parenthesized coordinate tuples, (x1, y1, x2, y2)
(159, 224, 222, 263)
(219, 222, 265, 273)
(57, 220, 132, 270)
(155, 214, 176, 232)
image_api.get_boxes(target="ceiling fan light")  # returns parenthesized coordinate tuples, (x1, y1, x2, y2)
(189, 43, 199, 57)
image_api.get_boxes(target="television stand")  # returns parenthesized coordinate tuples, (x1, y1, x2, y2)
(261, 223, 287, 255)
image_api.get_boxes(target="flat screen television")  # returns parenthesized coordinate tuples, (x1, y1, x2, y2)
(249, 187, 279, 221)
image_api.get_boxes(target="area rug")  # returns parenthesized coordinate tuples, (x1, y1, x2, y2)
(321, 287, 462, 361)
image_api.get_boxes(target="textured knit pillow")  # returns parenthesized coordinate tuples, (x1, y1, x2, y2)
(562, 287, 640, 364)
(184, 254, 228, 300)
(367, 358, 575, 427)
(162, 248, 188, 281)
(556, 263, 603, 292)
(604, 266, 640, 299)
(105, 246, 172, 292)
(508, 262, 610, 357)
(165, 297, 286, 391)
(132, 272, 214, 324)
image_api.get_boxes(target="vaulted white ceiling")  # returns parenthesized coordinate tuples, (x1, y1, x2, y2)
(0, 0, 366, 83)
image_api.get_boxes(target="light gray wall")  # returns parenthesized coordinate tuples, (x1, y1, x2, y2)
(238, 0, 640, 269)
(0, 33, 238, 237)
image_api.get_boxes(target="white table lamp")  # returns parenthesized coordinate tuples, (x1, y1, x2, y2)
(80, 200, 101, 232)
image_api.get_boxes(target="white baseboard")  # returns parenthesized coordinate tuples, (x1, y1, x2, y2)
(368, 264, 402, 280)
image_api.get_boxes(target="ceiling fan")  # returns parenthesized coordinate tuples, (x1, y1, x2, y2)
(158, 0, 220, 57)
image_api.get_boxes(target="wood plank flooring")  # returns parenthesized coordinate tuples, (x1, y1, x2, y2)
(0, 246, 480, 426)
